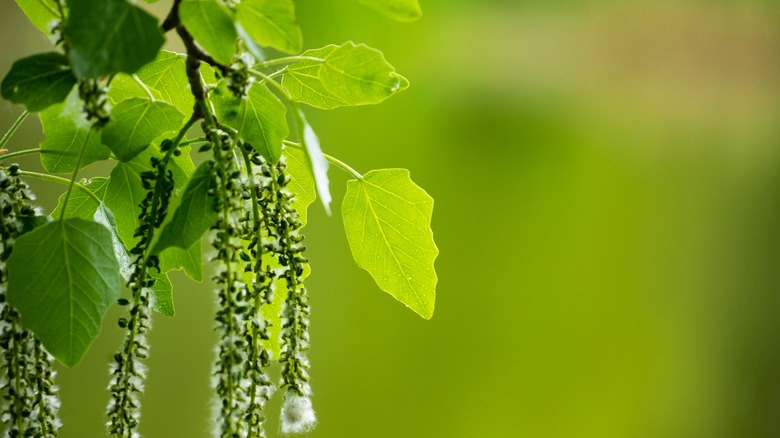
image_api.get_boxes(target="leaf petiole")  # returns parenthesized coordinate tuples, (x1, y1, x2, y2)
(258, 56, 324, 69)
(132, 74, 156, 102)
(283, 140, 363, 180)
(20, 170, 102, 205)
(0, 148, 41, 161)
(0, 111, 30, 151)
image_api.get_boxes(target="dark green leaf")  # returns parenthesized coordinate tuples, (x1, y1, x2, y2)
(320, 41, 408, 105)
(212, 81, 287, 163)
(101, 98, 184, 162)
(179, 0, 237, 66)
(342, 169, 438, 319)
(152, 161, 218, 254)
(281, 45, 347, 110)
(7, 218, 121, 366)
(235, 0, 302, 54)
(63, 0, 165, 78)
(1, 52, 76, 112)
(39, 89, 111, 173)
(14, 0, 60, 34)
(360, 0, 422, 22)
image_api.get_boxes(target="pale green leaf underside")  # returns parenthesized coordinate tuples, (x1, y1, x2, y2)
(7, 219, 120, 366)
(39, 89, 111, 173)
(360, 0, 422, 22)
(179, 0, 237, 66)
(15, 0, 60, 34)
(101, 98, 185, 162)
(236, 0, 302, 54)
(342, 169, 437, 319)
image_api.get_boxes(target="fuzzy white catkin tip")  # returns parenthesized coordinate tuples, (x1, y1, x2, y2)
(280, 394, 316, 434)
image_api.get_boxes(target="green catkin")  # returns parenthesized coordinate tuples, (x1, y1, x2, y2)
(0, 165, 61, 437)
(107, 144, 177, 438)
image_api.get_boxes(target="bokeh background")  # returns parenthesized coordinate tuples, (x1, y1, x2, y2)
(2, 0, 780, 436)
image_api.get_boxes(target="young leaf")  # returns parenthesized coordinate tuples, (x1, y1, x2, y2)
(235, 0, 303, 54)
(152, 161, 219, 254)
(342, 169, 438, 319)
(294, 110, 331, 214)
(149, 271, 175, 316)
(179, 0, 237, 66)
(14, 0, 60, 35)
(7, 218, 121, 367)
(108, 51, 194, 115)
(281, 45, 347, 110)
(39, 89, 111, 173)
(1, 52, 77, 112)
(284, 147, 316, 226)
(101, 98, 185, 162)
(212, 81, 288, 163)
(360, 0, 422, 22)
(320, 42, 408, 105)
(63, 0, 165, 78)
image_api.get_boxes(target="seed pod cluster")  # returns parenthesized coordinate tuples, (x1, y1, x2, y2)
(0, 165, 61, 437)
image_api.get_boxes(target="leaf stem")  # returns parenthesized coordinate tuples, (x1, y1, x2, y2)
(0, 111, 30, 151)
(283, 140, 363, 180)
(58, 131, 92, 221)
(0, 148, 41, 161)
(248, 69, 291, 100)
(258, 56, 324, 68)
(20, 171, 102, 205)
(133, 75, 156, 102)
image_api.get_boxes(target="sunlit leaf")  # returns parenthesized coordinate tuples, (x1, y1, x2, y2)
(108, 51, 194, 115)
(7, 219, 120, 366)
(360, 0, 422, 22)
(283, 147, 316, 226)
(149, 271, 174, 316)
(281, 45, 346, 110)
(14, 0, 60, 35)
(235, 0, 302, 54)
(1, 52, 76, 112)
(39, 89, 111, 173)
(212, 81, 288, 163)
(179, 0, 237, 66)
(294, 110, 330, 214)
(320, 41, 408, 105)
(342, 169, 438, 319)
(63, 0, 164, 78)
(101, 98, 185, 162)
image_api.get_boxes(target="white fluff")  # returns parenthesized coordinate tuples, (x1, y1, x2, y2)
(280, 393, 316, 434)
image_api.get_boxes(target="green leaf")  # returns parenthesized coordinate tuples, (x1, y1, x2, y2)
(149, 271, 174, 316)
(14, 0, 60, 34)
(101, 98, 185, 162)
(212, 81, 288, 163)
(152, 161, 218, 254)
(235, 0, 302, 54)
(1, 52, 76, 112)
(39, 89, 111, 173)
(320, 42, 408, 106)
(179, 0, 237, 66)
(51, 177, 109, 220)
(283, 147, 316, 226)
(360, 0, 422, 22)
(159, 244, 203, 282)
(294, 110, 330, 214)
(342, 169, 438, 319)
(281, 45, 346, 110)
(7, 218, 120, 366)
(108, 51, 194, 115)
(63, 0, 165, 78)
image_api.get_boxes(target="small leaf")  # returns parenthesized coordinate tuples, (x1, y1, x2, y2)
(108, 51, 194, 115)
(7, 218, 121, 366)
(235, 0, 302, 54)
(14, 0, 60, 34)
(152, 161, 219, 254)
(281, 45, 347, 110)
(360, 0, 422, 22)
(212, 81, 288, 163)
(179, 0, 237, 66)
(283, 147, 316, 226)
(149, 271, 175, 316)
(101, 98, 185, 162)
(320, 42, 408, 106)
(294, 110, 330, 214)
(1, 52, 76, 112)
(160, 244, 203, 282)
(342, 169, 438, 319)
(39, 89, 111, 173)
(63, 0, 164, 78)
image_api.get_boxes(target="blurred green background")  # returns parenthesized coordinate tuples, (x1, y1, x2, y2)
(3, 0, 780, 436)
